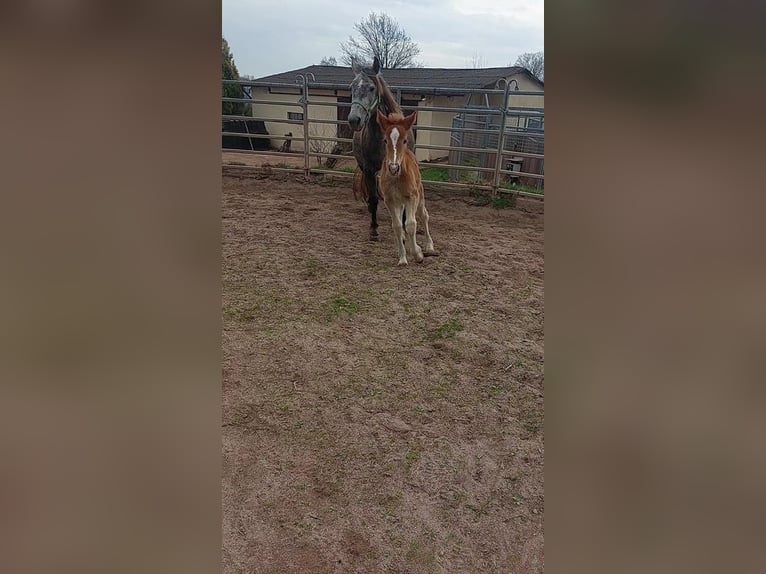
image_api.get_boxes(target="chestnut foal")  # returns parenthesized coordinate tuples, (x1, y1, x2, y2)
(376, 110, 437, 266)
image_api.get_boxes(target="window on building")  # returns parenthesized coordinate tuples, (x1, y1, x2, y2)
(526, 117, 544, 132)
(288, 112, 304, 121)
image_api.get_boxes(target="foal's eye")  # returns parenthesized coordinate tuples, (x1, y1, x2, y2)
(368, 85, 375, 92)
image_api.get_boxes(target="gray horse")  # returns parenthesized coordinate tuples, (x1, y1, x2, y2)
(348, 57, 414, 241)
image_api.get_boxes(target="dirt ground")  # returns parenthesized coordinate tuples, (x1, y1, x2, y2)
(222, 170, 544, 573)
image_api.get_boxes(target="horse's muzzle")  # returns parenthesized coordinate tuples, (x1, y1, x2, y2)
(348, 114, 362, 131)
(387, 163, 400, 176)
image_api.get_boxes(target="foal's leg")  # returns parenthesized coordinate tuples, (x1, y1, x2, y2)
(416, 190, 437, 256)
(365, 170, 379, 241)
(391, 202, 408, 265)
(404, 198, 423, 263)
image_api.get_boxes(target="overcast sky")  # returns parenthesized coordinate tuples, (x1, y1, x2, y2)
(223, 0, 543, 78)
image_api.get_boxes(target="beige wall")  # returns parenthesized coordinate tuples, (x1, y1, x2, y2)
(413, 105, 432, 162)
(250, 87, 340, 153)
(506, 74, 545, 110)
(415, 95, 469, 162)
(306, 95, 339, 158)
(506, 74, 544, 132)
(250, 87, 300, 151)
(249, 72, 543, 159)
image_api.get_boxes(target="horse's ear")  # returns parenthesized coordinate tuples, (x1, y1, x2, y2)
(403, 111, 417, 130)
(376, 109, 388, 130)
(372, 56, 381, 74)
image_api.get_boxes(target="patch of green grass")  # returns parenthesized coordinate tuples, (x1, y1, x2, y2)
(303, 256, 323, 279)
(469, 192, 515, 209)
(449, 348, 464, 361)
(428, 318, 464, 340)
(501, 180, 544, 195)
(443, 489, 471, 511)
(420, 166, 450, 182)
(430, 378, 455, 399)
(381, 509, 397, 521)
(508, 357, 525, 370)
(327, 296, 361, 318)
(469, 192, 492, 207)
(523, 414, 543, 434)
(364, 385, 384, 398)
(457, 157, 483, 184)
(486, 383, 504, 397)
(223, 290, 295, 323)
(492, 195, 515, 209)
(222, 302, 255, 322)
(404, 447, 421, 466)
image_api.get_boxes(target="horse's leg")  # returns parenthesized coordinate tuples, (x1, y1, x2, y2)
(365, 170, 379, 241)
(416, 191, 437, 256)
(391, 202, 408, 265)
(404, 198, 423, 263)
(400, 208, 406, 247)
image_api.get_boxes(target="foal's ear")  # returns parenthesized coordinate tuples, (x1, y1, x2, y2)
(403, 111, 417, 130)
(376, 109, 389, 130)
(372, 56, 381, 74)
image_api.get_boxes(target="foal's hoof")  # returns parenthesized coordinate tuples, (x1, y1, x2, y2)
(424, 249, 439, 257)
(369, 230, 379, 241)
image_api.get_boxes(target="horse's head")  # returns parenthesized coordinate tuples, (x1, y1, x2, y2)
(376, 110, 417, 176)
(348, 57, 381, 132)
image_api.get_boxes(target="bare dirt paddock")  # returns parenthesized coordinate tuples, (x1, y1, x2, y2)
(222, 170, 544, 573)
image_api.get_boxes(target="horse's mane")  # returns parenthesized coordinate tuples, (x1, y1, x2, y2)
(370, 74, 400, 116)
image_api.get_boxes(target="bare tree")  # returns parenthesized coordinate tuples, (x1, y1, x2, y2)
(308, 124, 338, 167)
(319, 56, 337, 65)
(514, 51, 544, 82)
(468, 50, 487, 69)
(340, 12, 422, 69)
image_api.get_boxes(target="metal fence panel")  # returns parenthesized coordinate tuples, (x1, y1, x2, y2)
(222, 76, 543, 198)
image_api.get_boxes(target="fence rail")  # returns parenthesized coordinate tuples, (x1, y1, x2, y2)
(222, 75, 543, 198)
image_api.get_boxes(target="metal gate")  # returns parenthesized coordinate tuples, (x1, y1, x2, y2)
(223, 76, 544, 199)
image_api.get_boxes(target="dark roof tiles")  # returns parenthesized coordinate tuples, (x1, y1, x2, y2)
(253, 65, 542, 91)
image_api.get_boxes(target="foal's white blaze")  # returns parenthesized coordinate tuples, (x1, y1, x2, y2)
(390, 127, 400, 166)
